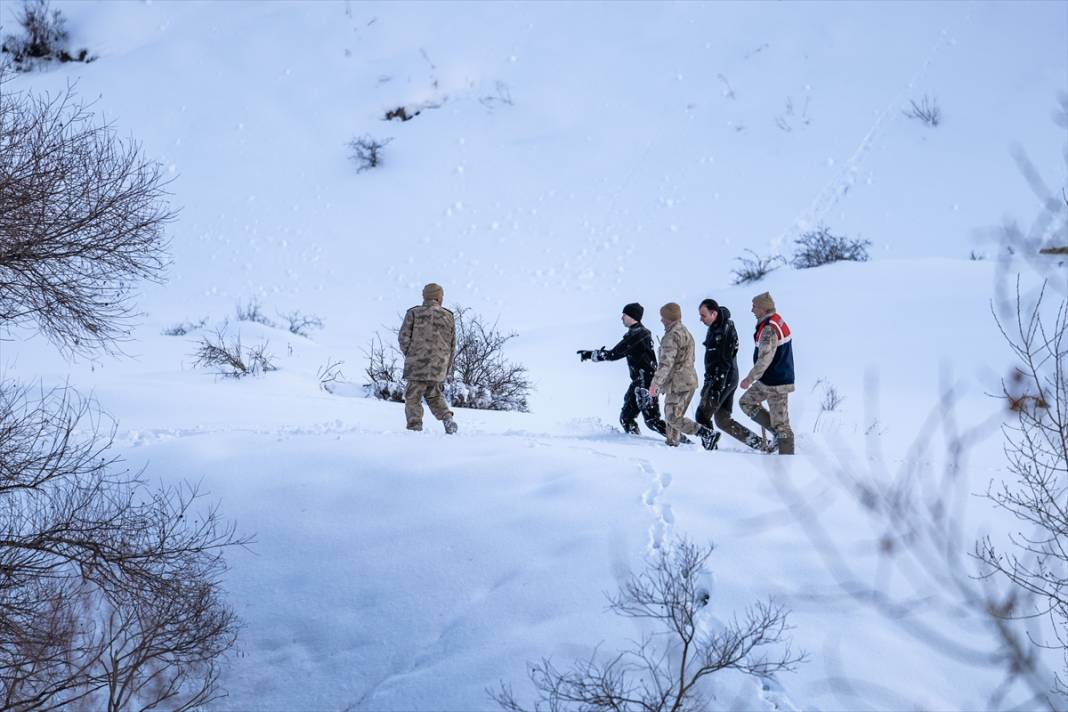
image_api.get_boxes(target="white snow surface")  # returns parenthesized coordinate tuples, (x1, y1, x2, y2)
(4, 1, 1068, 710)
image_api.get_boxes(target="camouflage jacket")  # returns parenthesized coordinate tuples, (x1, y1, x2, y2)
(652, 321, 699, 394)
(399, 300, 456, 382)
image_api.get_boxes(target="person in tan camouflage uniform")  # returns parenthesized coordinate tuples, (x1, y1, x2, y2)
(739, 291, 795, 454)
(398, 283, 458, 434)
(647, 302, 701, 446)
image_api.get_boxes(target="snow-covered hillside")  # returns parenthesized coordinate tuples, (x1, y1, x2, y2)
(5, 1, 1068, 710)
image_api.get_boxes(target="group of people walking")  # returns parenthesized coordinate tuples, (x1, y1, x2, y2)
(578, 293, 795, 455)
(396, 282, 795, 455)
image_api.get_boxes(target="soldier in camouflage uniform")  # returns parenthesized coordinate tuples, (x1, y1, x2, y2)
(398, 283, 458, 434)
(647, 303, 701, 447)
(739, 292, 795, 454)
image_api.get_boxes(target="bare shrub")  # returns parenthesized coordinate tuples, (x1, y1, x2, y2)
(162, 316, 208, 336)
(0, 79, 173, 355)
(730, 249, 786, 286)
(364, 305, 532, 411)
(971, 249, 988, 261)
(279, 310, 323, 337)
(1, 0, 94, 72)
(234, 298, 274, 327)
(363, 333, 405, 401)
(977, 282, 1068, 693)
(316, 359, 345, 393)
(193, 330, 277, 378)
(0, 382, 246, 710)
(479, 81, 514, 112)
(348, 134, 392, 173)
(903, 95, 941, 127)
(448, 305, 532, 412)
(791, 225, 870, 269)
(812, 379, 844, 433)
(490, 538, 803, 711)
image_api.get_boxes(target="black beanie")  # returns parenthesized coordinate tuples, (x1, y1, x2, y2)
(622, 302, 644, 322)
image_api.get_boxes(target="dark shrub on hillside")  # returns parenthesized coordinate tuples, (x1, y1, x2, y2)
(1, 0, 95, 71)
(791, 225, 871, 269)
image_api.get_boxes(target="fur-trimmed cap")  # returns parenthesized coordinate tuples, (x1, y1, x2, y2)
(659, 302, 682, 322)
(422, 282, 444, 303)
(752, 291, 775, 312)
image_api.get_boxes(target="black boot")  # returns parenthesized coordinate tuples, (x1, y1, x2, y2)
(697, 426, 721, 451)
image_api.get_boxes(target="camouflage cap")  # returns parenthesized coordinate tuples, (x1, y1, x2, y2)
(752, 292, 775, 312)
(422, 283, 444, 303)
(660, 302, 682, 322)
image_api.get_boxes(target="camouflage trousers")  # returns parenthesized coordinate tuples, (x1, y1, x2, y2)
(739, 381, 794, 439)
(663, 387, 700, 445)
(404, 380, 453, 428)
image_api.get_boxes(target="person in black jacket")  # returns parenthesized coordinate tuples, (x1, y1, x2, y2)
(695, 299, 768, 451)
(578, 303, 668, 436)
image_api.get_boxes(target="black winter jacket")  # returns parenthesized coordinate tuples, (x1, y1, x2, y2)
(702, 306, 739, 393)
(598, 323, 658, 385)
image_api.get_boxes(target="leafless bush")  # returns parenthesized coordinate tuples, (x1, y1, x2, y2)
(812, 379, 844, 433)
(316, 359, 345, 393)
(0, 78, 173, 355)
(0, 0, 94, 72)
(730, 249, 786, 286)
(193, 330, 277, 378)
(279, 310, 323, 337)
(363, 333, 405, 401)
(162, 316, 208, 336)
(348, 134, 392, 173)
(903, 95, 941, 127)
(791, 225, 870, 269)
(479, 81, 514, 112)
(365, 305, 532, 411)
(234, 298, 274, 327)
(448, 305, 532, 412)
(0, 382, 246, 710)
(971, 250, 988, 261)
(490, 538, 803, 711)
(977, 282, 1068, 693)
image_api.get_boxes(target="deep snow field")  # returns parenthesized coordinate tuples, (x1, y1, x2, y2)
(5, 1, 1068, 710)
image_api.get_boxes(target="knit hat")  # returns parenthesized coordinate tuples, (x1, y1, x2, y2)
(422, 282, 444, 303)
(752, 291, 775, 312)
(622, 302, 644, 322)
(660, 302, 682, 322)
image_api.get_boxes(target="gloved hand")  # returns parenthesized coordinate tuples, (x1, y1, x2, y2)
(635, 387, 654, 411)
(590, 347, 606, 362)
(577, 350, 593, 362)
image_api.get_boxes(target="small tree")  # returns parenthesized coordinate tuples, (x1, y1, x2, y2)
(0, 79, 173, 355)
(0, 383, 246, 710)
(490, 539, 803, 711)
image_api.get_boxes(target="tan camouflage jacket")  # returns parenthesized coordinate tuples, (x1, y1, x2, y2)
(652, 321, 699, 394)
(399, 300, 456, 382)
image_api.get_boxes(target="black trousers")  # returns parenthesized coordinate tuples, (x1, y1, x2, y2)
(620, 377, 667, 435)
(695, 373, 761, 445)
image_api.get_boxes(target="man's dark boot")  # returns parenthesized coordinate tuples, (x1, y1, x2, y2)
(697, 426, 721, 451)
(777, 434, 795, 455)
(621, 419, 641, 435)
